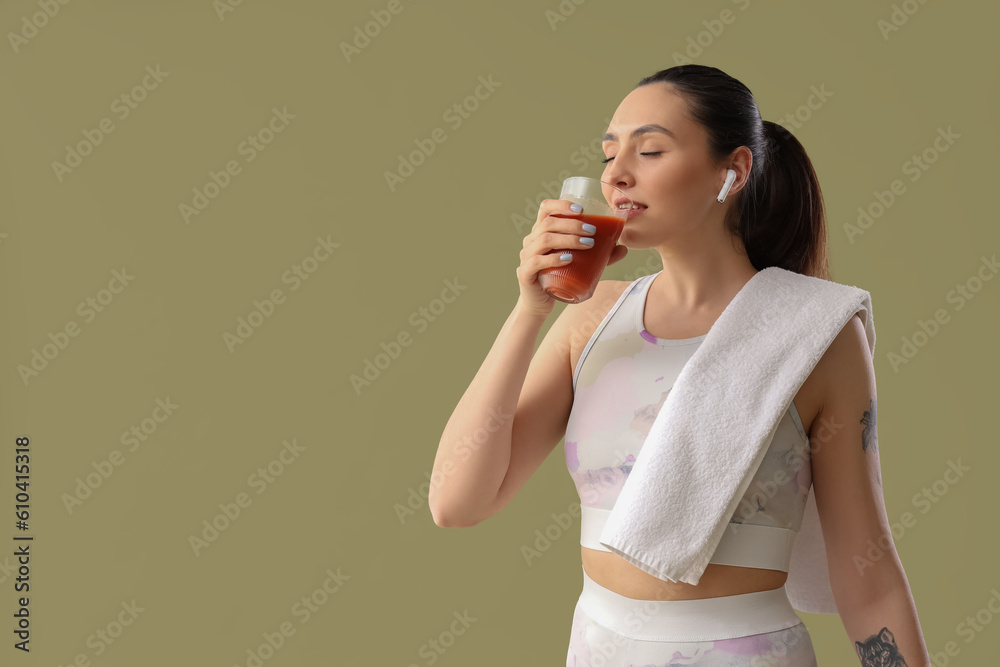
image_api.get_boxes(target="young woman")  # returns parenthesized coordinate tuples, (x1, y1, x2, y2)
(429, 65, 929, 667)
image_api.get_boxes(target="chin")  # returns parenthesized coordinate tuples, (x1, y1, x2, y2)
(618, 226, 651, 250)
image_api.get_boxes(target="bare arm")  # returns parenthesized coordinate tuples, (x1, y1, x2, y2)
(811, 314, 931, 666)
(428, 278, 622, 528)
(429, 195, 628, 528)
(427, 295, 550, 527)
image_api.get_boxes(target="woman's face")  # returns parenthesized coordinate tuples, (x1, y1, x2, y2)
(601, 83, 729, 247)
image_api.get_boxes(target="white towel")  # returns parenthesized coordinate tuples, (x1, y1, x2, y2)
(597, 266, 876, 615)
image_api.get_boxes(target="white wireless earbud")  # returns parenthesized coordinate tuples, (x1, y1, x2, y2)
(717, 169, 737, 203)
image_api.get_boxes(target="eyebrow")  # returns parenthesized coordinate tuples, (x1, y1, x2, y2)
(603, 123, 676, 142)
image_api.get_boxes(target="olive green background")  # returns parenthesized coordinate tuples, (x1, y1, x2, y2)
(0, 0, 997, 665)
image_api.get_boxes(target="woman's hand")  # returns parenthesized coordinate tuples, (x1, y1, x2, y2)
(515, 199, 627, 317)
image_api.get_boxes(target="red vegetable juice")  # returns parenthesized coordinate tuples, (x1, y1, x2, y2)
(538, 212, 626, 303)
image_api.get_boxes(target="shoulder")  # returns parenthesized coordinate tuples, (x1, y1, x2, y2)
(593, 277, 634, 307)
(584, 278, 635, 325)
(565, 278, 633, 324)
(813, 312, 876, 426)
(562, 278, 634, 362)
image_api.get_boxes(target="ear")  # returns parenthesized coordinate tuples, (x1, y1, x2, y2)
(723, 146, 753, 197)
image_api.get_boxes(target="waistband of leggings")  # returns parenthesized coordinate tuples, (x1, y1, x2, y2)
(578, 563, 803, 642)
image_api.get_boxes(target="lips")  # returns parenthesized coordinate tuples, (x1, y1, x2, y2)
(612, 196, 647, 221)
(613, 196, 646, 209)
(623, 205, 645, 221)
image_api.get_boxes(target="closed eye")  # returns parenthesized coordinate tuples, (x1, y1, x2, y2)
(601, 151, 662, 164)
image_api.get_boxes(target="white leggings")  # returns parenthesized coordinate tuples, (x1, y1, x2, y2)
(566, 564, 818, 666)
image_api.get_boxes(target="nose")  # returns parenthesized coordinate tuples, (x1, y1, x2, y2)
(602, 155, 634, 191)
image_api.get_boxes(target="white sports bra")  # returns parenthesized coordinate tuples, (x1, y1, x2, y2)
(565, 272, 813, 571)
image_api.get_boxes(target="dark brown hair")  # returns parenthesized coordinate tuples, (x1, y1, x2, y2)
(636, 65, 829, 280)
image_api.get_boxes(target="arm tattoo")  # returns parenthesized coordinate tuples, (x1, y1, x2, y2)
(855, 626, 909, 666)
(860, 398, 880, 487)
(860, 399, 878, 453)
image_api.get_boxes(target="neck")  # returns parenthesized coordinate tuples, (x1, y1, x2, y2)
(649, 233, 758, 311)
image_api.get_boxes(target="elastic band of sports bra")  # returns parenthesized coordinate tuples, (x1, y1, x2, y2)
(579, 505, 798, 572)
